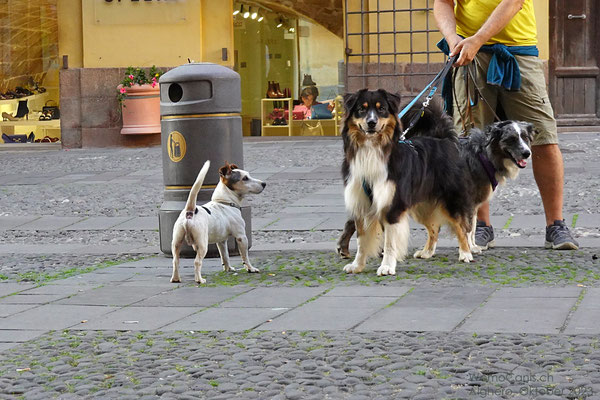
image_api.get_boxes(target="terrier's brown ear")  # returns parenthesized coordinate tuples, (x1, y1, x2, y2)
(219, 164, 231, 177)
(230, 163, 239, 170)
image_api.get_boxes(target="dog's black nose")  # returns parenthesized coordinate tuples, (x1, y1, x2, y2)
(522, 150, 531, 159)
(261, 182, 266, 188)
(367, 120, 377, 129)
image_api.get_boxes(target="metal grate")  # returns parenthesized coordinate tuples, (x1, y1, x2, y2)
(344, 0, 445, 95)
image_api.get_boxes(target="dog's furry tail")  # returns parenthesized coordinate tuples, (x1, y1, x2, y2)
(184, 160, 210, 218)
(401, 98, 457, 141)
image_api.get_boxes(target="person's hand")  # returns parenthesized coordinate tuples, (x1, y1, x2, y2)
(451, 35, 485, 66)
(447, 34, 463, 54)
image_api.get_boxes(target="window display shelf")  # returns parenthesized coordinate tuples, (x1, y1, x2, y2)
(260, 97, 342, 136)
(0, 92, 49, 106)
(0, 119, 60, 128)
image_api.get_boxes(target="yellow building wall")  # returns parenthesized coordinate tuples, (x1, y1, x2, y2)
(80, 0, 201, 67)
(57, 0, 234, 68)
(57, 0, 83, 68)
(201, 0, 234, 67)
(345, 0, 550, 62)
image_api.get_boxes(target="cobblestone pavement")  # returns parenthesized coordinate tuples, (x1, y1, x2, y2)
(1, 330, 600, 400)
(1, 134, 599, 399)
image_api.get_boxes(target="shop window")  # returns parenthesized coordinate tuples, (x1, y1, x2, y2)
(0, 0, 61, 145)
(233, 3, 344, 137)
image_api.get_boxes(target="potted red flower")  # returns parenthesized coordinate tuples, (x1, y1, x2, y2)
(117, 66, 164, 135)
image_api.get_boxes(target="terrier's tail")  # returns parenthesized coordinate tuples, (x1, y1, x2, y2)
(184, 160, 210, 219)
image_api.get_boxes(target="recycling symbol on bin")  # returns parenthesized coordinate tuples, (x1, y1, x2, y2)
(168, 131, 186, 163)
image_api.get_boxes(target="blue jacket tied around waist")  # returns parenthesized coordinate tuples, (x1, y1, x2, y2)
(436, 38, 539, 115)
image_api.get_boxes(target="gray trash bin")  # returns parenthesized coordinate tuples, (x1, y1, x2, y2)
(158, 63, 251, 257)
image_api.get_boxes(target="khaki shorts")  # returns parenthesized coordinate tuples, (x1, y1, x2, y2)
(452, 52, 558, 145)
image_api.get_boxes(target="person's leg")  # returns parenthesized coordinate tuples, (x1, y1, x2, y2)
(532, 144, 564, 225)
(501, 55, 578, 249)
(500, 55, 561, 223)
(477, 202, 491, 225)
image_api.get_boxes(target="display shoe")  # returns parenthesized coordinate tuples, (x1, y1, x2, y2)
(15, 86, 34, 97)
(274, 82, 284, 98)
(15, 100, 29, 119)
(2, 112, 17, 121)
(267, 81, 278, 98)
(27, 132, 35, 142)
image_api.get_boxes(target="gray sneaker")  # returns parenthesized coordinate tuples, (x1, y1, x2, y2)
(475, 221, 495, 250)
(545, 219, 579, 250)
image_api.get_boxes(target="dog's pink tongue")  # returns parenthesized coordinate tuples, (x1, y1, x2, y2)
(518, 159, 527, 168)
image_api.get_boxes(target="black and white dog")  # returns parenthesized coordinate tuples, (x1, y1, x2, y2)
(171, 161, 266, 284)
(337, 93, 535, 265)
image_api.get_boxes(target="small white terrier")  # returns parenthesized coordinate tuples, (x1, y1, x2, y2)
(170, 160, 266, 284)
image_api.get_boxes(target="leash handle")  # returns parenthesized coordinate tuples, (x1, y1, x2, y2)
(399, 54, 458, 138)
(398, 54, 458, 120)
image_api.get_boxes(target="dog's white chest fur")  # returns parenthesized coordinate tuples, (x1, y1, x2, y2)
(345, 143, 395, 217)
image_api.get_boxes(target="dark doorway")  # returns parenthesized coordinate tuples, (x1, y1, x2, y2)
(549, 0, 600, 126)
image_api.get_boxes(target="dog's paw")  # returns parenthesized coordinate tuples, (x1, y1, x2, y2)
(246, 265, 260, 273)
(336, 246, 351, 259)
(170, 277, 181, 283)
(377, 264, 396, 276)
(195, 277, 207, 284)
(414, 248, 434, 259)
(458, 250, 473, 263)
(470, 244, 483, 254)
(343, 262, 364, 274)
(223, 265, 236, 272)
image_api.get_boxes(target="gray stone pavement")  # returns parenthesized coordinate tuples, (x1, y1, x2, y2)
(0, 133, 600, 398)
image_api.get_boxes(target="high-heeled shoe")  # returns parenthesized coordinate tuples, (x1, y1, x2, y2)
(15, 100, 29, 119)
(2, 112, 17, 121)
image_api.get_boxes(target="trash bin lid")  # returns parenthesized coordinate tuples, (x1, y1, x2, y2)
(159, 63, 241, 115)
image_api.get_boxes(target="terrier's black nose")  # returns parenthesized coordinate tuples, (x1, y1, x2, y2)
(522, 150, 531, 159)
(261, 182, 266, 188)
(367, 120, 377, 129)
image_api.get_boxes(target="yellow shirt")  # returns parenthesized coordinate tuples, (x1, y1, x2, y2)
(455, 0, 538, 46)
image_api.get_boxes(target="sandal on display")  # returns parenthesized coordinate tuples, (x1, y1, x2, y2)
(6, 90, 25, 99)
(34, 83, 46, 94)
(15, 87, 34, 97)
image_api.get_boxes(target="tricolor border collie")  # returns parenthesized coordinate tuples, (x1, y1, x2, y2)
(339, 89, 534, 275)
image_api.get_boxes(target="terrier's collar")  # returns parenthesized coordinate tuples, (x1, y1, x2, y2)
(214, 200, 241, 210)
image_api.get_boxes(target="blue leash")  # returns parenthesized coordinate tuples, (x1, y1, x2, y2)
(397, 54, 458, 138)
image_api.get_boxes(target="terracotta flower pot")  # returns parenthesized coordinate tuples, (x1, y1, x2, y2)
(118, 83, 160, 135)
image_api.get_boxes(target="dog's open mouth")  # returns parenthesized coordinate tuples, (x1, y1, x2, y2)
(512, 157, 528, 169)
